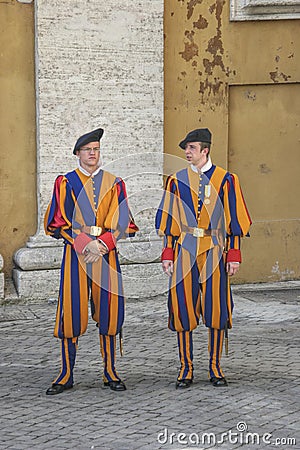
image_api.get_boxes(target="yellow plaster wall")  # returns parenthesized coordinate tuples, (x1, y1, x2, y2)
(0, 1, 36, 277)
(164, 1, 300, 282)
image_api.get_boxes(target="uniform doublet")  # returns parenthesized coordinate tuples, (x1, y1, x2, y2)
(44, 168, 136, 339)
(155, 164, 251, 332)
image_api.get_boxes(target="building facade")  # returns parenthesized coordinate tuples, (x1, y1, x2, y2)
(0, 0, 299, 299)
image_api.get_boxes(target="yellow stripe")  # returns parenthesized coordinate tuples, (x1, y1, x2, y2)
(231, 173, 251, 235)
(105, 335, 118, 381)
(99, 334, 104, 359)
(91, 258, 102, 324)
(53, 339, 71, 385)
(170, 248, 182, 331)
(211, 329, 218, 377)
(53, 296, 61, 338)
(158, 176, 181, 238)
(178, 332, 185, 379)
(182, 249, 198, 330)
(218, 330, 224, 362)
(198, 252, 207, 323)
(226, 271, 233, 328)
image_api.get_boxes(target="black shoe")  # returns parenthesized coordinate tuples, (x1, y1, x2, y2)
(104, 380, 126, 391)
(176, 379, 193, 389)
(46, 384, 73, 395)
(210, 376, 228, 387)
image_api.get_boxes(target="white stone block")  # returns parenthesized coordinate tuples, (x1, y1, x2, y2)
(12, 268, 61, 300)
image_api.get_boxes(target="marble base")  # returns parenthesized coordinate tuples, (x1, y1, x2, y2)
(13, 262, 168, 300)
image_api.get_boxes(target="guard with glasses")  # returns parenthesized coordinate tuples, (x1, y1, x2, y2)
(44, 128, 138, 395)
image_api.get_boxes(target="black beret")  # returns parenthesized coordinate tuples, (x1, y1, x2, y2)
(73, 128, 104, 154)
(179, 128, 212, 149)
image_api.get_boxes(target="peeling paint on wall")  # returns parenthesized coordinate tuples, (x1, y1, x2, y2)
(181, 1, 232, 104)
(259, 163, 271, 174)
(187, 0, 203, 20)
(179, 30, 199, 62)
(269, 69, 291, 83)
(193, 14, 208, 29)
(244, 90, 256, 101)
(271, 261, 295, 280)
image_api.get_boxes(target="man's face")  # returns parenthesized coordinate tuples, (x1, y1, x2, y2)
(76, 141, 101, 170)
(184, 141, 208, 168)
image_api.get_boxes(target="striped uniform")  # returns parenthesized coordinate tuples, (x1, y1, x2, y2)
(44, 168, 138, 385)
(155, 164, 251, 380)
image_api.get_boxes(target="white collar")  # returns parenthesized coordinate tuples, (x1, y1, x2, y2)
(77, 160, 102, 177)
(190, 156, 213, 173)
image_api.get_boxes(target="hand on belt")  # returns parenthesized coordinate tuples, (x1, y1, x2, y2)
(81, 225, 103, 237)
(182, 226, 220, 237)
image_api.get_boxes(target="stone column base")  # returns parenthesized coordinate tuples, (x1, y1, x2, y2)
(13, 262, 168, 300)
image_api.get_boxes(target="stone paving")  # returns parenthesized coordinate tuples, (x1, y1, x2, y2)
(0, 282, 299, 450)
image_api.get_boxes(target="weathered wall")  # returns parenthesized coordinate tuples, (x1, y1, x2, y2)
(13, 0, 166, 299)
(164, 0, 300, 282)
(1, 0, 299, 294)
(0, 1, 36, 277)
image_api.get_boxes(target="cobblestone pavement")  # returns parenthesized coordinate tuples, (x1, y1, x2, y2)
(0, 282, 299, 450)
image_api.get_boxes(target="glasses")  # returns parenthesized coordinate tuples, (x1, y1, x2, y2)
(80, 147, 100, 153)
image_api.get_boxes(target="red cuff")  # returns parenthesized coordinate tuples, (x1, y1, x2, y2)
(98, 232, 116, 251)
(73, 233, 92, 254)
(227, 249, 242, 263)
(161, 248, 174, 262)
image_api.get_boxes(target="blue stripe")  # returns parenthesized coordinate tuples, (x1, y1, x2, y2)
(226, 174, 242, 235)
(70, 248, 81, 336)
(175, 246, 190, 330)
(190, 253, 200, 313)
(203, 249, 213, 327)
(177, 169, 196, 226)
(57, 248, 67, 339)
(65, 170, 96, 230)
(115, 179, 130, 234)
(115, 254, 125, 333)
(99, 255, 110, 334)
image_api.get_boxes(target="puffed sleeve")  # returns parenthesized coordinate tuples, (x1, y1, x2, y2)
(44, 175, 90, 251)
(223, 173, 252, 262)
(155, 176, 181, 261)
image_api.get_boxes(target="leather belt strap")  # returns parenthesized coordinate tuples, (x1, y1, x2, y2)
(81, 225, 103, 237)
(182, 226, 220, 238)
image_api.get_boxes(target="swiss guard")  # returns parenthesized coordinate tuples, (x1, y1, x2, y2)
(44, 127, 138, 394)
(155, 128, 251, 389)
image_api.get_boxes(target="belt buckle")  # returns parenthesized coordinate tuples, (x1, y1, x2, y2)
(193, 227, 204, 238)
(90, 226, 102, 236)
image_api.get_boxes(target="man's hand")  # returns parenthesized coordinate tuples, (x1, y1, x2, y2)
(83, 240, 108, 263)
(97, 241, 109, 256)
(162, 260, 174, 277)
(226, 262, 240, 276)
